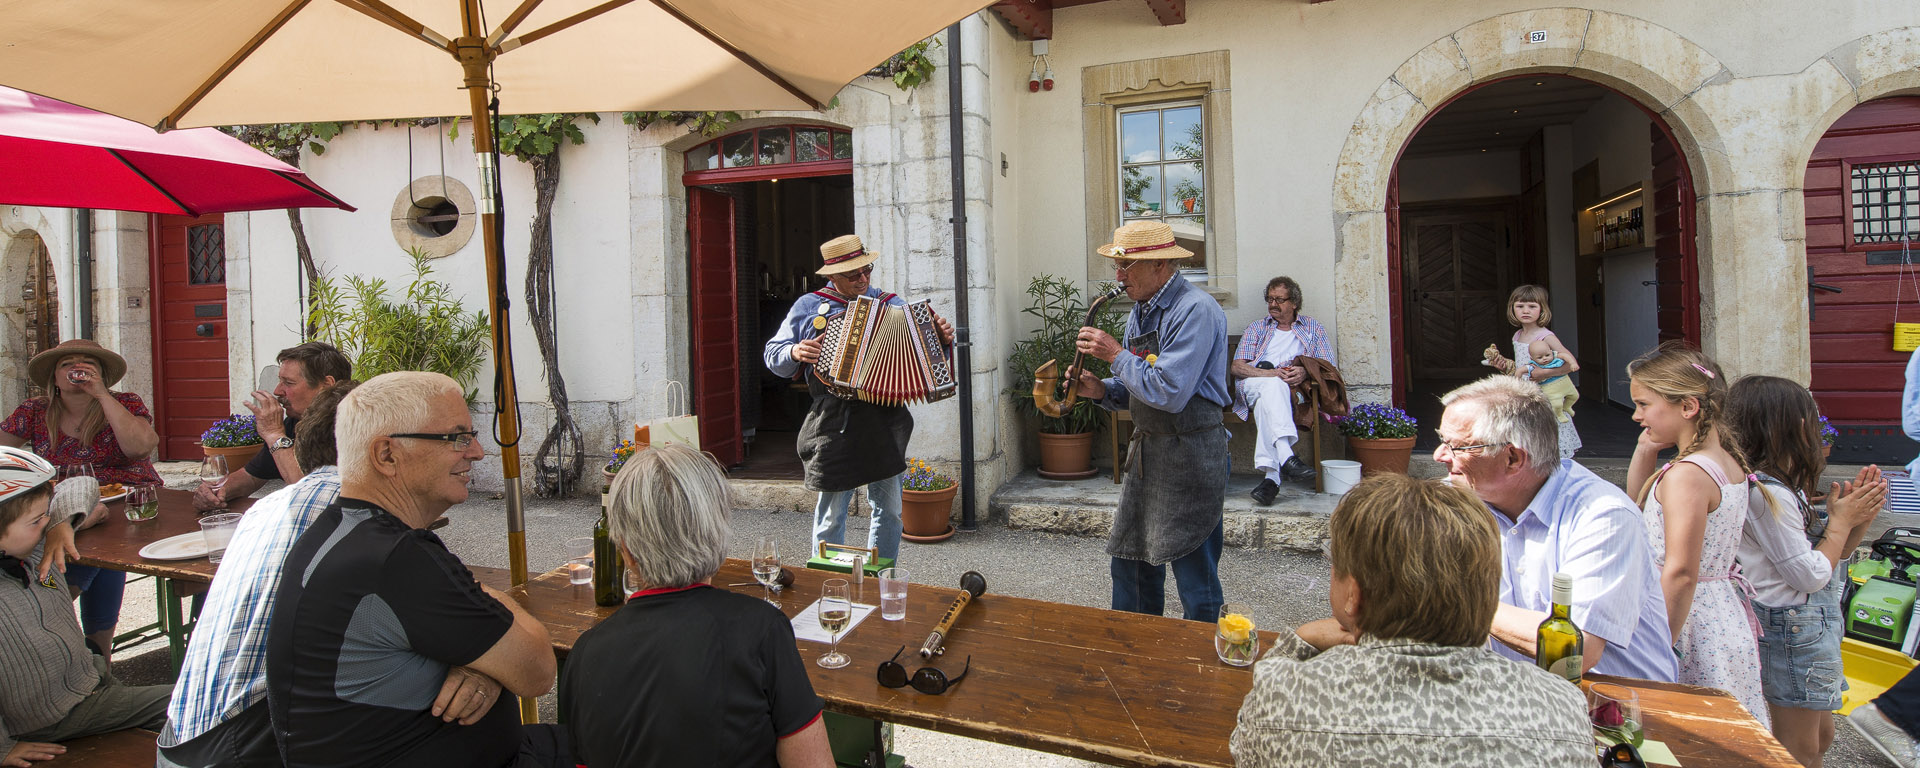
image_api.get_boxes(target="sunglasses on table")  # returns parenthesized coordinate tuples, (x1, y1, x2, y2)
(388, 429, 481, 450)
(877, 646, 970, 695)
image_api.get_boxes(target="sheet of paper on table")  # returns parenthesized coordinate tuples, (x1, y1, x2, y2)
(791, 598, 877, 644)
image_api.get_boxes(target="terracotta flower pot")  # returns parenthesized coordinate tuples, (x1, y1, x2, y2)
(1036, 431, 1098, 480)
(901, 485, 957, 542)
(1345, 436, 1417, 476)
(198, 441, 262, 468)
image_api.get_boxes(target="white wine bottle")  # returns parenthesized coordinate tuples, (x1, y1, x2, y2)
(1536, 571, 1583, 683)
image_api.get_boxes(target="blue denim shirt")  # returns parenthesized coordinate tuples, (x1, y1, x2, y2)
(763, 287, 903, 379)
(1097, 273, 1231, 413)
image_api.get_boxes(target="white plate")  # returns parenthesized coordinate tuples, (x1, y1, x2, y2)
(139, 532, 209, 561)
(100, 492, 128, 503)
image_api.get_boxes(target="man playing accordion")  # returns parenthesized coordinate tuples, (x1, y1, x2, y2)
(763, 235, 954, 564)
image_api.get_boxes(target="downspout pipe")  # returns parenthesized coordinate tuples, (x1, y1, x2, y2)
(946, 20, 977, 532)
(76, 209, 94, 339)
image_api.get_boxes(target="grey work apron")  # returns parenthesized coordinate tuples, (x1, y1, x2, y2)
(797, 373, 912, 493)
(1108, 395, 1229, 565)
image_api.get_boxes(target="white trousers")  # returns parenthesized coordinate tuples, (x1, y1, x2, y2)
(1240, 377, 1298, 476)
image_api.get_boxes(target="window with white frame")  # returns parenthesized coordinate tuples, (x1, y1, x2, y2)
(1118, 102, 1207, 268)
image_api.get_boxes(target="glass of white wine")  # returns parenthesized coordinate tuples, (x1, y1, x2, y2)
(817, 578, 852, 669)
(752, 536, 782, 606)
(198, 454, 229, 511)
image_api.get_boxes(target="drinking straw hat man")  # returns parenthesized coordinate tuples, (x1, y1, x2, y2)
(763, 235, 954, 564)
(1066, 220, 1232, 621)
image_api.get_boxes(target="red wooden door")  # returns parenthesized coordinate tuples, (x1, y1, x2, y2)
(149, 214, 232, 461)
(688, 187, 742, 466)
(1804, 96, 1920, 424)
(1650, 123, 1700, 344)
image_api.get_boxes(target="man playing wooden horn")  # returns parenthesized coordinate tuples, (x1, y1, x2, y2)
(763, 235, 954, 564)
(1066, 221, 1231, 622)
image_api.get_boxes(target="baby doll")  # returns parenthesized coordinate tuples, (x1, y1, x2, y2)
(1527, 338, 1579, 423)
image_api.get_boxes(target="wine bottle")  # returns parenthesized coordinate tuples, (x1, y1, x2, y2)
(593, 498, 625, 606)
(1536, 571, 1583, 683)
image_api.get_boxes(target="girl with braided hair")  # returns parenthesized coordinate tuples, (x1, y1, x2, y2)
(1625, 341, 1769, 728)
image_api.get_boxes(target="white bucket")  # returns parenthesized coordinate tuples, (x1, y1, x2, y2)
(1321, 460, 1363, 495)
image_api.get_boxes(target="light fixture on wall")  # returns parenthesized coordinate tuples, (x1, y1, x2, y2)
(1041, 57, 1054, 91)
(1028, 57, 1041, 92)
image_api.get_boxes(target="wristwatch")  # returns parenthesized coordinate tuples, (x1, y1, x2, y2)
(270, 436, 295, 452)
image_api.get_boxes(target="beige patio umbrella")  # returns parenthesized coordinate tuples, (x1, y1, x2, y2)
(0, 0, 989, 595)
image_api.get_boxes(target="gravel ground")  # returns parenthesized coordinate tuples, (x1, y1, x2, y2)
(105, 461, 1899, 766)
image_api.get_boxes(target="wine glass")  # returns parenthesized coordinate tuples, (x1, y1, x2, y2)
(198, 454, 229, 511)
(1589, 683, 1644, 748)
(58, 462, 94, 483)
(752, 536, 782, 606)
(817, 578, 852, 669)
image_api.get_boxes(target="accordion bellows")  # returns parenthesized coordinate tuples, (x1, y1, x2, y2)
(814, 296, 957, 406)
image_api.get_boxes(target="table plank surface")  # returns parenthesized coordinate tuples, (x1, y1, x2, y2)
(514, 560, 1795, 768)
(72, 489, 254, 582)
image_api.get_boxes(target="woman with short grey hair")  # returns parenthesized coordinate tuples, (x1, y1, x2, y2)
(559, 442, 833, 768)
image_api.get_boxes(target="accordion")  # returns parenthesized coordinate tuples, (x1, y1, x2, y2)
(812, 296, 957, 406)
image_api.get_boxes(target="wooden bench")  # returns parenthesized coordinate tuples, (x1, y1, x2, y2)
(45, 728, 157, 766)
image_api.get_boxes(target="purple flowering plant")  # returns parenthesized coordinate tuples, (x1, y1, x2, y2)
(902, 458, 955, 492)
(200, 413, 263, 448)
(605, 439, 639, 474)
(1818, 415, 1838, 447)
(1335, 403, 1418, 440)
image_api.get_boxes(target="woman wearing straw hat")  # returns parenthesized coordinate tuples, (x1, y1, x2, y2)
(763, 235, 953, 564)
(0, 338, 162, 660)
(1067, 221, 1231, 622)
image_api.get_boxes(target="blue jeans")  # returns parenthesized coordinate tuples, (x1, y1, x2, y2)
(813, 473, 902, 563)
(63, 565, 126, 635)
(1110, 521, 1224, 622)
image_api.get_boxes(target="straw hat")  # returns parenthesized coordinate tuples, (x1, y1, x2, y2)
(816, 234, 880, 276)
(28, 339, 127, 388)
(1096, 220, 1194, 261)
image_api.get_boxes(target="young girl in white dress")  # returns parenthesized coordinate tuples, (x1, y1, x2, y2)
(1490, 285, 1582, 459)
(1626, 342, 1769, 728)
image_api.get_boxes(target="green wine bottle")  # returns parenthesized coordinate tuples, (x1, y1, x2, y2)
(1536, 571, 1583, 683)
(593, 495, 625, 606)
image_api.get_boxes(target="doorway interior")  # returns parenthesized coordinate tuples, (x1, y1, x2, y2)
(1391, 75, 1698, 457)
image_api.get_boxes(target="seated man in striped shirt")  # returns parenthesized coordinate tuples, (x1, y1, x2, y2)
(158, 382, 359, 767)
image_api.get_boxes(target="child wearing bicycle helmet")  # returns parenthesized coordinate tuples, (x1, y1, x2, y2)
(0, 445, 171, 766)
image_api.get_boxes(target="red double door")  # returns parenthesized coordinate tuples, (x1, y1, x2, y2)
(149, 213, 232, 461)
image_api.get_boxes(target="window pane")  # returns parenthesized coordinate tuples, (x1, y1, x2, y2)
(1120, 111, 1160, 163)
(795, 129, 830, 162)
(722, 133, 754, 167)
(1165, 162, 1204, 214)
(1121, 165, 1162, 218)
(832, 132, 853, 160)
(686, 142, 719, 171)
(1163, 106, 1203, 161)
(759, 129, 792, 165)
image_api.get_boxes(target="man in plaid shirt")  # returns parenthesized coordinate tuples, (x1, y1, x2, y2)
(158, 382, 353, 767)
(1233, 276, 1335, 505)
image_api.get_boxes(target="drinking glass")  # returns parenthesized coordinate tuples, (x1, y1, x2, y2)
(817, 578, 852, 669)
(125, 485, 159, 522)
(58, 462, 95, 483)
(879, 567, 910, 620)
(198, 455, 229, 511)
(1589, 683, 1644, 748)
(564, 537, 594, 585)
(1215, 603, 1258, 666)
(752, 536, 782, 606)
(199, 512, 243, 565)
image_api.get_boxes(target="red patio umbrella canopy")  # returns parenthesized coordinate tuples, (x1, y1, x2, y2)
(0, 86, 353, 216)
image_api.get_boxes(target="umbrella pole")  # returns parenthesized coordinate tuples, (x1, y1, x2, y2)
(458, 4, 536, 726)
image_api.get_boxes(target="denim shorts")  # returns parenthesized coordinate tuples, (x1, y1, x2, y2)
(1753, 579, 1848, 711)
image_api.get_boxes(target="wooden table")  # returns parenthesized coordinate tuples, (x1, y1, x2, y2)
(512, 560, 1795, 768)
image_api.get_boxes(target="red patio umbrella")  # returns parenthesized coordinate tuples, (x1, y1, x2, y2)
(0, 85, 353, 216)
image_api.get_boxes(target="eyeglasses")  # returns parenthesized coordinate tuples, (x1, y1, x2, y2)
(1112, 259, 1142, 275)
(877, 646, 970, 695)
(1265, 295, 1294, 305)
(836, 266, 874, 279)
(389, 429, 480, 450)
(1435, 440, 1505, 458)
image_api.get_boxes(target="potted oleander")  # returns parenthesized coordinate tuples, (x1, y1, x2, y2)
(199, 414, 264, 466)
(1005, 275, 1127, 479)
(1337, 404, 1419, 476)
(900, 458, 957, 543)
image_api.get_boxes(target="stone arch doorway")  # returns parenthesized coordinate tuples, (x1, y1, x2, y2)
(1330, 8, 1728, 415)
(1389, 73, 1702, 456)
(1, 230, 58, 405)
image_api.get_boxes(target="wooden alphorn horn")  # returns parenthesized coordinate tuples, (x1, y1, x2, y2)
(1032, 286, 1126, 418)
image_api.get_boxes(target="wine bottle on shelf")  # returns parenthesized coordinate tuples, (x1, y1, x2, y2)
(593, 499, 626, 606)
(1536, 571, 1584, 683)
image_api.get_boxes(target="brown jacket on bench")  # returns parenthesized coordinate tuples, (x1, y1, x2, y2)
(1291, 357, 1348, 429)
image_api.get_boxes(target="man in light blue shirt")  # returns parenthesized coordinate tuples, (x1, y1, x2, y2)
(1069, 220, 1231, 622)
(1435, 375, 1678, 682)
